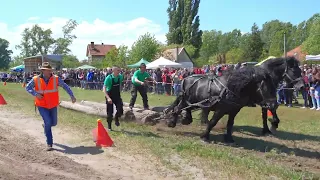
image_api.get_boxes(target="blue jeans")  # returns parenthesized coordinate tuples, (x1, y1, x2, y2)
(315, 87, 320, 108)
(38, 107, 58, 145)
(277, 89, 284, 103)
(301, 89, 308, 107)
(173, 83, 181, 96)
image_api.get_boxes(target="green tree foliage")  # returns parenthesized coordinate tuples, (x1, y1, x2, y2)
(62, 55, 80, 68)
(302, 16, 320, 55)
(199, 30, 222, 60)
(242, 23, 264, 61)
(177, 12, 320, 66)
(15, 25, 55, 57)
(16, 19, 78, 57)
(129, 33, 160, 64)
(0, 38, 13, 70)
(53, 19, 78, 55)
(166, 0, 202, 57)
(9, 55, 24, 68)
(91, 45, 129, 69)
(225, 48, 245, 64)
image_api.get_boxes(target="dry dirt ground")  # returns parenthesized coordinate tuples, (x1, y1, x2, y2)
(0, 107, 204, 180)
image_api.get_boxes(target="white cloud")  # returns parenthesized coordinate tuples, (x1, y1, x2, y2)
(0, 17, 167, 60)
(27, 17, 40, 21)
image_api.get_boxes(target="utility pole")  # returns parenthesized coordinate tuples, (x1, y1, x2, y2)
(283, 32, 286, 57)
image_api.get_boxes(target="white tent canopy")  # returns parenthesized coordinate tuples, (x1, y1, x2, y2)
(146, 57, 183, 69)
(306, 54, 320, 61)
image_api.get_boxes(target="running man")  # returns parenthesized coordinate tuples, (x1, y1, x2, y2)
(25, 62, 76, 151)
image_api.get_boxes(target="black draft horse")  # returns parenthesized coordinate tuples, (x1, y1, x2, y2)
(199, 56, 304, 136)
(165, 65, 279, 143)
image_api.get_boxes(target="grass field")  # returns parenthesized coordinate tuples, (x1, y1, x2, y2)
(1, 83, 320, 179)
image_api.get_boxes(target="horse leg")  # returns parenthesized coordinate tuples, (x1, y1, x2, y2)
(167, 98, 186, 128)
(261, 107, 272, 135)
(269, 105, 280, 134)
(200, 108, 210, 125)
(200, 110, 225, 142)
(224, 109, 241, 144)
(163, 95, 183, 114)
(181, 108, 193, 125)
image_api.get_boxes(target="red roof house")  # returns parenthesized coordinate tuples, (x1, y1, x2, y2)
(286, 45, 307, 61)
(86, 42, 116, 63)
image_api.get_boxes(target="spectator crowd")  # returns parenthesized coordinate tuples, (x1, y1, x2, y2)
(1, 63, 319, 110)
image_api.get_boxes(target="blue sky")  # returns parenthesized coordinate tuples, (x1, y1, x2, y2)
(0, 0, 318, 59)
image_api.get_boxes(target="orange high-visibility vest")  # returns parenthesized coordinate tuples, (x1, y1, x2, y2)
(33, 75, 59, 109)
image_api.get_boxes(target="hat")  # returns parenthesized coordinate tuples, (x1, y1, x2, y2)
(39, 62, 53, 70)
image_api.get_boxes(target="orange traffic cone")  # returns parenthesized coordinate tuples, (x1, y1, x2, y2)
(3, 81, 6, 86)
(92, 119, 113, 147)
(267, 110, 273, 117)
(22, 82, 26, 88)
(0, 94, 7, 105)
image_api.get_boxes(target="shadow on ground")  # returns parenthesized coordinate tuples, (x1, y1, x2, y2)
(156, 127, 320, 159)
(234, 125, 320, 142)
(53, 143, 104, 155)
(112, 129, 163, 139)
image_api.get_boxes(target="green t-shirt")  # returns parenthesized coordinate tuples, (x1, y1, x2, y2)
(131, 70, 150, 86)
(104, 73, 124, 91)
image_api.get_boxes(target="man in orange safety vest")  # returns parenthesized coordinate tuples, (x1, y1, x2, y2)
(25, 62, 76, 151)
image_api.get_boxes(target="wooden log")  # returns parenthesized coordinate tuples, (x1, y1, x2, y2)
(60, 101, 161, 125)
(79, 100, 168, 113)
(59, 101, 107, 117)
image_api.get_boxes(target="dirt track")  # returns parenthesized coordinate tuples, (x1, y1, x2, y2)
(0, 108, 189, 180)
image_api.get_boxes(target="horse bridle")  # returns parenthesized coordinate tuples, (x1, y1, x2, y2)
(282, 60, 302, 84)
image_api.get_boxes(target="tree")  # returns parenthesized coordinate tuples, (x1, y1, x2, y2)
(53, 19, 78, 55)
(9, 55, 24, 68)
(0, 38, 13, 70)
(243, 23, 264, 61)
(16, 19, 78, 57)
(117, 45, 129, 68)
(199, 30, 222, 60)
(166, 0, 202, 57)
(302, 17, 320, 55)
(104, 47, 118, 67)
(16, 25, 55, 57)
(62, 55, 80, 68)
(129, 33, 160, 64)
(225, 48, 245, 64)
(91, 45, 129, 69)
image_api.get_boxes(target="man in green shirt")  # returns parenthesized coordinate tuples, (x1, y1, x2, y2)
(129, 63, 156, 110)
(103, 66, 124, 131)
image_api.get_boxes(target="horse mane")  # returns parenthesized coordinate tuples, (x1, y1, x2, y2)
(226, 66, 267, 97)
(259, 56, 300, 84)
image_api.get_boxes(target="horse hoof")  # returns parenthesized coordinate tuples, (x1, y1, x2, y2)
(200, 134, 210, 143)
(223, 134, 235, 144)
(270, 126, 277, 134)
(181, 121, 192, 125)
(261, 128, 273, 136)
(200, 137, 210, 143)
(167, 122, 176, 128)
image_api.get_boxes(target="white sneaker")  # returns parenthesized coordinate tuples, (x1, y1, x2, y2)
(301, 106, 306, 109)
(316, 108, 320, 111)
(310, 107, 316, 110)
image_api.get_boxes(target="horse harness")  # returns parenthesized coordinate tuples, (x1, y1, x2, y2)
(180, 74, 241, 111)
